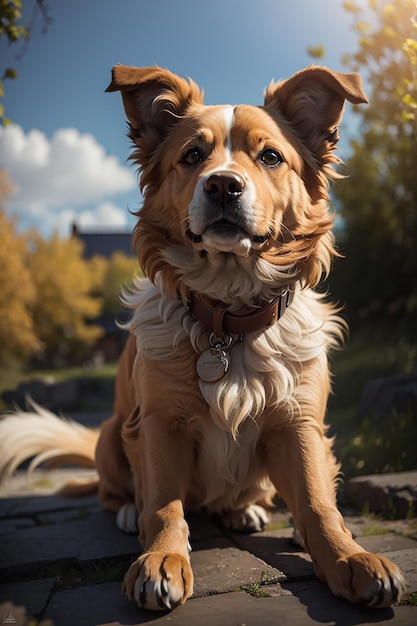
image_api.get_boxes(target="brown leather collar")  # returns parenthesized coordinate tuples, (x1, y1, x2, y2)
(186, 289, 294, 337)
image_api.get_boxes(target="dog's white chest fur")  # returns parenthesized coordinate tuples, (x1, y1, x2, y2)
(124, 274, 339, 435)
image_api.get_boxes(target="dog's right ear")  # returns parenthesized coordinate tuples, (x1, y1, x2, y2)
(106, 65, 204, 159)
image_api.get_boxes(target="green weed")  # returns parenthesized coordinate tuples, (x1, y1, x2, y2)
(237, 582, 270, 598)
(401, 591, 417, 606)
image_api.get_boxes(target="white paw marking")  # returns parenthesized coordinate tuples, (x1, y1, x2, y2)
(222, 504, 270, 533)
(116, 503, 139, 534)
(292, 527, 304, 547)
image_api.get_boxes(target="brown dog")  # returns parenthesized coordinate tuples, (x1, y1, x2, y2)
(0, 65, 405, 610)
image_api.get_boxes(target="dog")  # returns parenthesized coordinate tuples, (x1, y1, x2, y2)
(0, 65, 405, 611)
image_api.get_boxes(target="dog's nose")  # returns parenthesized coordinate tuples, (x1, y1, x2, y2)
(204, 172, 245, 204)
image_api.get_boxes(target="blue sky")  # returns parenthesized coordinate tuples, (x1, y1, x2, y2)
(0, 0, 366, 237)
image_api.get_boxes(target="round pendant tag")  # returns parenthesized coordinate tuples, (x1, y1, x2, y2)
(197, 348, 229, 383)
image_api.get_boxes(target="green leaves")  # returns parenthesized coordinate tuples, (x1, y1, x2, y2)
(4, 66, 18, 79)
(0, 0, 29, 42)
(0, 0, 27, 125)
(306, 44, 326, 60)
(0, 1, 52, 125)
(329, 0, 417, 329)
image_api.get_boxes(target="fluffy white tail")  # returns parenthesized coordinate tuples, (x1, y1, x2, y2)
(0, 400, 100, 494)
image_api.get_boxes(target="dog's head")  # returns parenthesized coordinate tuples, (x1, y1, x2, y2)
(107, 66, 367, 306)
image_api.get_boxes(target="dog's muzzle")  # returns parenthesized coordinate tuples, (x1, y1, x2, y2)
(186, 170, 270, 249)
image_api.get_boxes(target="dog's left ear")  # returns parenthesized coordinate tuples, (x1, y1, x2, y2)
(264, 66, 368, 155)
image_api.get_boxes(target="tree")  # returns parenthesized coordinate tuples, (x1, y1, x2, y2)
(0, 171, 40, 364)
(27, 232, 104, 362)
(99, 251, 139, 315)
(0, 0, 52, 125)
(329, 0, 417, 329)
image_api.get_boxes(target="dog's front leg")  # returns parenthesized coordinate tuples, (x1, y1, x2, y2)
(265, 418, 405, 608)
(122, 412, 194, 610)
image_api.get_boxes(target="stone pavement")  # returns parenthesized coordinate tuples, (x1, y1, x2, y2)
(0, 414, 416, 625)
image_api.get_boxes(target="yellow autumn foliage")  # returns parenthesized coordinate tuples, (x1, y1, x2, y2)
(0, 175, 40, 364)
(99, 251, 139, 315)
(27, 232, 104, 356)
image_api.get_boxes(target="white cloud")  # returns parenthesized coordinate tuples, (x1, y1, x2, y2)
(76, 202, 129, 228)
(0, 125, 137, 235)
(34, 202, 132, 237)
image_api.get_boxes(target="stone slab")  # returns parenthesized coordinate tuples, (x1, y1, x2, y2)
(0, 602, 53, 626)
(0, 518, 36, 535)
(0, 509, 139, 579)
(0, 578, 56, 626)
(383, 548, 417, 593)
(272, 577, 417, 625)
(43, 581, 140, 626)
(190, 545, 284, 597)
(228, 526, 314, 580)
(43, 582, 417, 626)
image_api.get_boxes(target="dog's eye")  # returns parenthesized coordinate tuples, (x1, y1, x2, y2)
(260, 149, 283, 167)
(183, 148, 203, 166)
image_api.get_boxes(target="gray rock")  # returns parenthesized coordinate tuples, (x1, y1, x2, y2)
(1, 378, 81, 412)
(345, 471, 417, 518)
(359, 373, 417, 418)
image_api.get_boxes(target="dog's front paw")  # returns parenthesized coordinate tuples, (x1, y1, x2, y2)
(221, 504, 270, 533)
(123, 552, 194, 610)
(332, 552, 405, 608)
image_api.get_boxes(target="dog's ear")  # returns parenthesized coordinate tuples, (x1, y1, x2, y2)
(106, 65, 204, 155)
(264, 66, 368, 156)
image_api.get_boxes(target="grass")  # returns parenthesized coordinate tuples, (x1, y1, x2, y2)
(328, 326, 417, 479)
(54, 558, 129, 591)
(361, 524, 389, 536)
(401, 591, 417, 606)
(38, 509, 91, 526)
(1, 361, 118, 389)
(9, 556, 133, 589)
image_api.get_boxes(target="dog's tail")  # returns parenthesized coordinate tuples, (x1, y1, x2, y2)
(0, 399, 100, 496)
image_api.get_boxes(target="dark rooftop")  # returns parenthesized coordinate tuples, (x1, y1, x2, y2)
(72, 223, 134, 259)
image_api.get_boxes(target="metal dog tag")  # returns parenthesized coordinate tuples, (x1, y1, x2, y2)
(197, 347, 230, 383)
